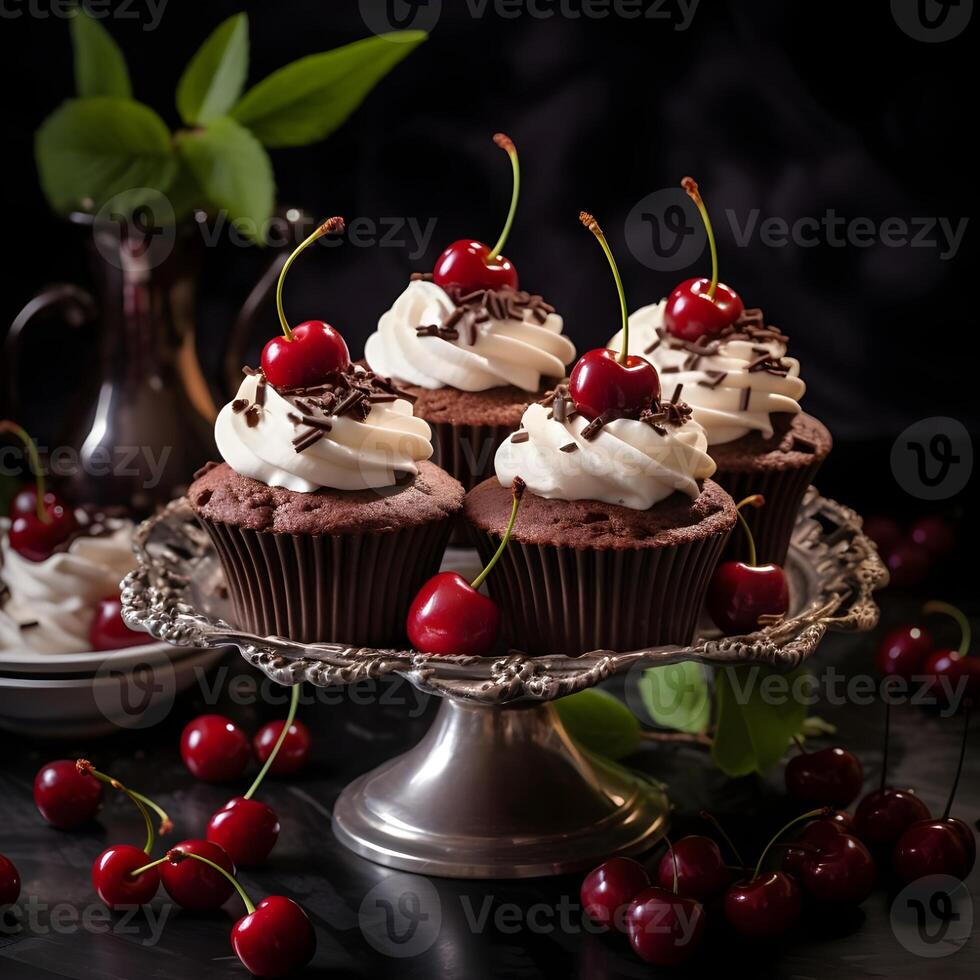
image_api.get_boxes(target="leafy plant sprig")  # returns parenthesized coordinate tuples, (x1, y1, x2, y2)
(35, 9, 426, 240)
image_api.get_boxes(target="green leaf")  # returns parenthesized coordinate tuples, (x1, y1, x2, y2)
(800, 716, 837, 739)
(176, 13, 249, 125)
(711, 665, 808, 777)
(70, 7, 132, 98)
(177, 117, 274, 240)
(555, 689, 642, 761)
(231, 31, 426, 148)
(638, 662, 710, 735)
(35, 98, 176, 215)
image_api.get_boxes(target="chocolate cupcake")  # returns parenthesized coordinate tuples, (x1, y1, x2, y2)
(188, 364, 463, 645)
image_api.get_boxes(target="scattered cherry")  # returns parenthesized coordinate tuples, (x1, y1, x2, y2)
(408, 477, 525, 656)
(34, 759, 103, 829)
(921, 601, 979, 708)
(724, 871, 801, 940)
(795, 830, 876, 905)
(655, 835, 730, 902)
(581, 856, 651, 932)
(875, 624, 933, 678)
(0, 854, 20, 906)
(89, 594, 148, 651)
(568, 212, 660, 421)
(232, 895, 317, 978)
(663, 178, 744, 341)
(626, 886, 705, 965)
(260, 217, 350, 388)
(92, 844, 160, 909)
(207, 797, 280, 869)
(782, 815, 850, 878)
(432, 134, 520, 293)
(785, 741, 863, 808)
(253, 719, 312, 776)
(707, 495, 789, 633)
(180, 715, 251, 783)
(159, 840, 236, 910)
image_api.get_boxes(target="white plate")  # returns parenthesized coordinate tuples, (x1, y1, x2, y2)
(0, 637, 179, 677)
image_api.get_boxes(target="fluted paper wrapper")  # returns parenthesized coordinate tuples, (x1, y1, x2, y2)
(713, 459, 825, 566)
(470, 530, 731, 657)
(200, 518, 453, 646)
(429, 420, 515, 491)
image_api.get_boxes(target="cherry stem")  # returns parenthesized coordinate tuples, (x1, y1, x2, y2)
(734, 495, 765, 568)
(579, 212, 629, 364)
(77, 761, 172, 853)
(0, 421, 51, 523)
(923, 600, 972, 658)
(244, 683, 301, 800)
(471, 477, 525, 590)
(275, 217, 345, 342)
(129, 855, 168, 877)
(169, 851, 255, 915)
(793, 735, 808, 754)
(664, 836, 679, 895)
(681, 177, 719, 300)
(880, 699, 891, 792)
(753, 808, 828, 880)
(488, 133, 520, 260)
(943, 706, 970, 821)
(699, 809, 746, 869)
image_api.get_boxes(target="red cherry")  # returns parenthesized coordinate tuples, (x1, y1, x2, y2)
(655, 836, 730, 902)
(568, 348, 660, 422)
(9, 485, 60, 517)
(231, 895, 316, 978)
(33, 760, 103, 829)
(782, 816, 850, 878)
(862, 515, 903, 556)
(207, 797, 280, 868)
(894, 819, 975, 882)
(885, 541, 932, 588)
(664, 277, 744, 342)
(707, 561, 789, 634)
(261, 320, 350, 389)
(407, 571, 500, 657)
(724, 871, 800, 939)
(92, 844, 159, 909)
(796, 832, 876, 905)
(853, 787, 930, 855)
(626, 886, 705, 965)
(909, 516, 955, 557)
(0, 854, 21, 906)
(253, 719, 312, 776)
(89, 594, 147, 651)
(875, 624, 933, 678)
(8, 495, 77, 562)
(580, 857, 651, 933)
(433, 239, 518, 293)
(180, 715, 251, 783)
(785, 745, 864, 808)
(159, 840, 236, 910)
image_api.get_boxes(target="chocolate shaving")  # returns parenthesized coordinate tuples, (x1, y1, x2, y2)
(292, 429, 325, 453)
(793, 435, 816, 454)
(410, 271, 434, 282)
(244, 406, 260, 428)
(242, 365, 258, 376)
(232, 399, 249, 414)
(510, 430, 530, 443)
(644, 339, 662, 355)
(299, 415, 332, 432)
(671, 383, 683, 404)
(19, 620, 39, 630)
(559, 442, 578, 453)
(254, 377, 267, 407)
(581, 413, 611, 441)
(740, 388, 751, 411)
(698, 370, 728, 389)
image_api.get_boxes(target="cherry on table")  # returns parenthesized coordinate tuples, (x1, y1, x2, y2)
(909, 516, 955, 557)
(232, 895, 317, 979)
(0, 854, 20, 906)
(34, 759, 103, 829)
(626, 886, 705, 965)
(782, 815, 850, 878)
(253, 719, 312, 776)
(655, 835, 730, 902)
(159, 840, 236, 910)
(207, 797, 281, 868)
(180, 715, 251, 783)
(875, 624, 933, 678)
(92, 844, 159, 909)
(796, 831, 876, 905)
(785, 743, 863, 808)
(580, 856, 650, 932)
(724, 871, 801, 940)
(921, 601, 979, 708)
(89, 594, 148, 651)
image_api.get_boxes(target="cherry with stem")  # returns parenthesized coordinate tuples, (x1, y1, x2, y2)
(407, 477, 525, 657)
(34, 759, 104, 829)
(922, 601, 979, 707)
(785, 735, 864, 809)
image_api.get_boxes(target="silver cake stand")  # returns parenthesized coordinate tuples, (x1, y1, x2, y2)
(122, 489, 886, 879)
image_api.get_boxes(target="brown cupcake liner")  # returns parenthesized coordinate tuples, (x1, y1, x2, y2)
(428, 420, 516, 491)
(713, 458, 825, 566)
(469, 528, 732, 657)
(199, 517, 453, 646)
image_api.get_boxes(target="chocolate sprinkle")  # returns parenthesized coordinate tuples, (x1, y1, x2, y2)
(244, 406, 261, 428)
(644, 339, 662, 355)
(559, 442, 578, 453)
(232, 399, 249, 414)
(740, 388, 751, 411)
(510, 430, 530, 443)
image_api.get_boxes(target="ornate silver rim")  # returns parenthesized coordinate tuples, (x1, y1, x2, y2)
(122, 487, 887, 705)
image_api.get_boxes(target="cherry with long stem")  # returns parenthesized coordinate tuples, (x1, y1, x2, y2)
(922, 601, 979, 707)
(488, 134, 520, 262)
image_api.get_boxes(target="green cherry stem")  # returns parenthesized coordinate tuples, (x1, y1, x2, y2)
(243, 683, 302, 801)
(165, 851, 255, 915)
(681, 177, 720, 299)
(699, 809, 746, 869)
(488, 133, 520, 260)
(754, 807, 829, 880)
(943, 706, 970, 821)
(471, 477, 526, 590)
(0, 421, 51, 523)
(922, 600, 972, 658)
(77, 760, 172, 853)
(275, 216, 345, 342)
(734, 494, 766, 568)
(579, 212, 630, 363)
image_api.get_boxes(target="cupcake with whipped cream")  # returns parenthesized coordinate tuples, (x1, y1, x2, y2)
(364, 134, 576, 489)
(464, 213, 736, 657)
(188, 219, 463, 645)
(609, 178, 831, 564)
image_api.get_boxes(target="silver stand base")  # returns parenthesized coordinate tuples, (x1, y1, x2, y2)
(332, 698, 670, 879)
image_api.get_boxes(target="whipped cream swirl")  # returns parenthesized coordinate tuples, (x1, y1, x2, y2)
(0, 518, 137, 655)
(495, 400, 716, 510)
(608, 301, 805, 445)
(365, 279, 576, 392)
(215, 367, 433, 492)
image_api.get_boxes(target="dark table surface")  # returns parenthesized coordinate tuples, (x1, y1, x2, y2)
(1, 594, 977, 980)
